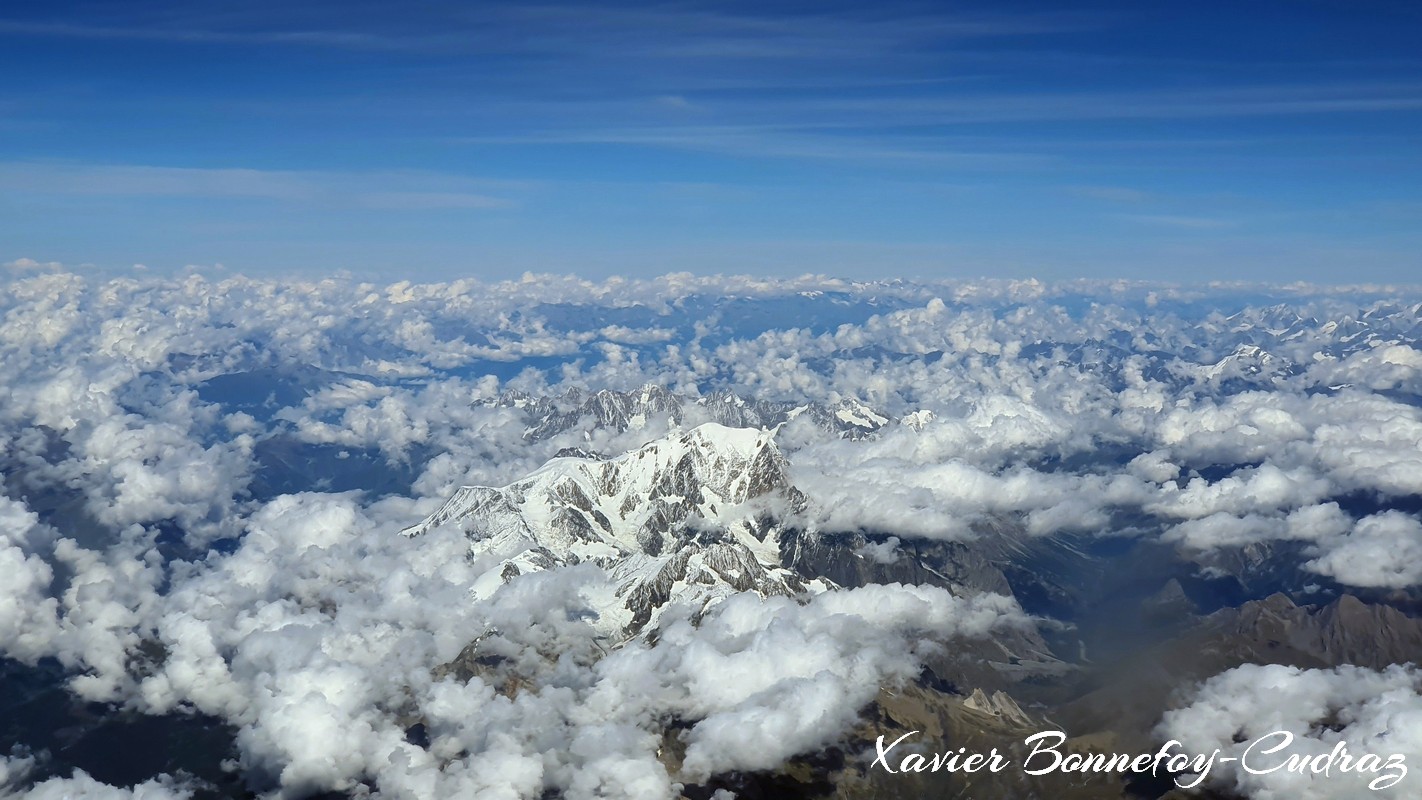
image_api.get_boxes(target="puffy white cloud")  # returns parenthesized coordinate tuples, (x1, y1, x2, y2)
(1150, 462, 1331, 520)
(787, 412, 1150, 539)
(1160, 664, 1422, 799)
(0, 500, 169, 703)
(0, 472, 1028, 798)
(3, 266, 1422, 796)
(127, 493, 1023, 798)
(1307, 343, 1422, 394)
(0, 749, 195, 800)
(608, 584, 1026, 780)
(0, 498, 61, 663)
(1304, 512, 1422, 588)
(2, 257, 62, 273)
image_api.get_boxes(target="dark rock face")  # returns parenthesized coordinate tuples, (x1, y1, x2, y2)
(780, 529, 1015, 597)
(1193, 592, 1422, 670)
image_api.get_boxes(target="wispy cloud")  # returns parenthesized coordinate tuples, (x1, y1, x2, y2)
(0, 162, 517, 210)
(1118, 213, 1237, 230)
(353, 190, 510, 210)
(0, 3, 1086, 57)
(1069, 185, 1153, 204)
(427, 79, 1422, 170)
(754, 82, 1422, 124)
(2, 0, 1419, 276)
(0, 18, 427, 49)
(451, 125, 1053, 168)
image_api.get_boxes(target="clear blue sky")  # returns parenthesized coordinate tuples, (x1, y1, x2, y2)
(2, 0, 1421, 282)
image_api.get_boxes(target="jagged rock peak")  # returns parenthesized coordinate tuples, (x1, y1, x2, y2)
(963, 688, 1036, 728)
(404, 422, 800, 539)
(402, 423, 823, 634)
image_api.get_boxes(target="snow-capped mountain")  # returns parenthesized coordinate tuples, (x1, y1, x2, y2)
(1174, 343, 1298, 391)
(482, 385, 891, 441)
(404, 422, 827, 632)
(405, 418, 1061, 675)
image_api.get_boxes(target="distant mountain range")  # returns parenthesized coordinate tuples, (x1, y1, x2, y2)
(481, 385, 891, 441)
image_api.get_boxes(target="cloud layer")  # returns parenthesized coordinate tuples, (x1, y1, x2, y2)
(1, 268, 1420, 796)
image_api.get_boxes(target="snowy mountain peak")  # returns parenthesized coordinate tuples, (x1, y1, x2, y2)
(479, 384, 891, 441)
(403, 422, 820, 633)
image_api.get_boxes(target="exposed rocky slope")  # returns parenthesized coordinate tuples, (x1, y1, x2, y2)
(1058, 592, 1422, 747)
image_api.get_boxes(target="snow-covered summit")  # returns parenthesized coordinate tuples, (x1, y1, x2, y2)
(404, 422, 822, 632)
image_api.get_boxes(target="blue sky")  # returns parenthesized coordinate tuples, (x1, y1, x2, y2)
(2, 0, 1421, 282)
